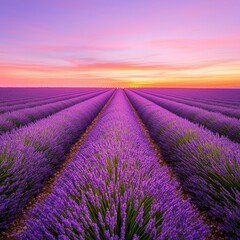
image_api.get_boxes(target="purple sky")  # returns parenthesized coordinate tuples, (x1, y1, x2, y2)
(0, 0, 240, 87)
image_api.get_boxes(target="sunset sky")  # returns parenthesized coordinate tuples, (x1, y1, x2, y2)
(0, 0, 240, 88)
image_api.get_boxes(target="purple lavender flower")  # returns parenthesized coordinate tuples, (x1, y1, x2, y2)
(17, 90, 209, 239)
(0, 90, 113, 230)
(126, 89, 240, 239)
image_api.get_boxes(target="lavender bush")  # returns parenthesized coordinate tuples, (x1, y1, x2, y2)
(0, 88, 100, 105)
(126, 90, 240, 239)
(139, 89, 240, 119)
(0, 90, 113, 230)
(134, 90, 240, 143)
(158, 93, 240, 109)
(139, 88, 240, 108)
(17, 90, 210, 240)
(0, 90, 106, 134)
(0, 89, 104, 113)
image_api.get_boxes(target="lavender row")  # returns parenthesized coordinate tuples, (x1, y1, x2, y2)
(133, 90, 240, 143)
(0, 90, 114, 230)
(0, 89, 102, 114)
(161, 94, 240, 109)
(126, 90, 240, 239)
(17, 90, 210, 240)
(139, 88, 240, 105)
(140, 89, 240, 109)
(0, 88, 100, 104)
(0, 90, 107, 135)
(139, 89, 240, 119)
(0, 92, 79, 108)
(156, 93, 240, 114)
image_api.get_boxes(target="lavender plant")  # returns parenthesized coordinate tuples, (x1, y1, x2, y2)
(133, 90, 240, 143)
(139, 88, 240, 108)
(0, 90, 113, 230)
(0, 90, 106, 134)
(17, 90, 210, 240)
(126, 90, 240, 239)
(0, 89, 105, 114)
(138, 89, 240, 119)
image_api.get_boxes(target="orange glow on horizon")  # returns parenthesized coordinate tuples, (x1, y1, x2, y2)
(0, 62, 239, 88)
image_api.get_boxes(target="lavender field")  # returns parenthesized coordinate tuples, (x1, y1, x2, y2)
(0, 88, 239, 240)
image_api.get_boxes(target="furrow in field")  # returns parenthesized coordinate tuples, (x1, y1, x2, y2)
(126, 90, 240, 239)
(0, 90, 107, 135)
(133, 90, 240, 144)
(15, 90, 210, 240)
(0, 90, 114, 231)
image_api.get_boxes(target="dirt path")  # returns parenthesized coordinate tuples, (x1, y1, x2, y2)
(125, 91, 225, 240)
(0, 92, 115, 240)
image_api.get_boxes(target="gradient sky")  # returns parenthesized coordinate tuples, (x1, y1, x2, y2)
(0, 0, 240, 87)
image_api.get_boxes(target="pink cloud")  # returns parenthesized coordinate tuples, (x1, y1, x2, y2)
(23, 42, 136, 52)
(147, 37, 240, 51)
(1, 58, 239, 74)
